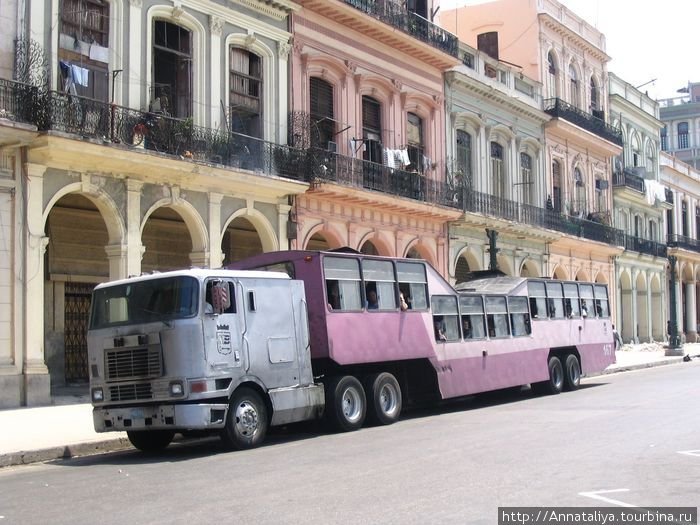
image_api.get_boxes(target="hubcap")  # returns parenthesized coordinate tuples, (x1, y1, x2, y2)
(342, 386, 362, 423)
(235, 400, 259, 437)
(379, 383, 398, 416)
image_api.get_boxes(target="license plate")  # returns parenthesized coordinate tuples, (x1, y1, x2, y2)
(130, 408, 145, 419)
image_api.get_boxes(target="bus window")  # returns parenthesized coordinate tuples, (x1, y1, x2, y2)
(545, 282, 565, 319)
(362, 259, 397, 311)
(508, 296, 531, 336)
(323, 256, 362, 311)
(527, 281, 547, 319)
(431, 295, 459, 342)
(459, 295, 486, 339)
(397, 261, 428, 310)
(563, 283, 581, 318)
(485, 296, 509, 338)
(579, 284, 594, 317)
(594, 284, 610, 317)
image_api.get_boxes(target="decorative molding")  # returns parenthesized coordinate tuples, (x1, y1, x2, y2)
(209, 15, 224, 36)
(128, 0, 142, 8)
(244, 31, 257, 48)
(172, 1, 184, 19)
(277, 40, 291, 59)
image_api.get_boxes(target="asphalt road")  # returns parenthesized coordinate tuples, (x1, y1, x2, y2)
(1, 361, 699, 525)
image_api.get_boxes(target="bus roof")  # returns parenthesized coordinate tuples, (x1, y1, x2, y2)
(93, 268, 291, 290)
(455, 276, 528, 295)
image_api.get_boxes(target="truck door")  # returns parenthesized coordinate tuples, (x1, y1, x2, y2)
(202, 279, 244, 371)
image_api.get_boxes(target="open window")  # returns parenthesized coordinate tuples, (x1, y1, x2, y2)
(397, 261, 428, 310)
(431, 295, 460, 342)
(323, 256, 362, 311)
(485, 296, 509, 338)
(153, 20, 192, 119)
(508, 296, 531, 336)
(459, 295, 486, 339)
(362, 259, 396, 311)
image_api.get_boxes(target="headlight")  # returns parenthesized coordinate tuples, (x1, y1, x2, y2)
(91, 388, 104, 402)
(169, 381, 184, 396)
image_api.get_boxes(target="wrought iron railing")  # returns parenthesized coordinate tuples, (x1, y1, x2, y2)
(544, 98, 623, 147)
(343, 0, 458, 57)
(0, 78, 39, 124)
(612, 169, 645, 193)
(667, 234, 700, 253)
(622, 234, 667, 258)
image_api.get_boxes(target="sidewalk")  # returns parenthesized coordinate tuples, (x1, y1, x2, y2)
(0, 343, 695, 469)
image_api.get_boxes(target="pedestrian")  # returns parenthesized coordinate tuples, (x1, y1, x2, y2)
(612, 324, 622, 351)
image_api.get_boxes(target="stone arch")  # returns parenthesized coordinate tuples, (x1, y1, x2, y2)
(403, 240, 435, 266)
(552, 264, 568, 280)
(496, 254, 513, 276)
(619, 269, 633, 342)
(519, 258, 540, 277)
(221, 207, 278, 255)
(454, 246, 481, 284)
(301, 222, 343, 251)
(146, 6, 206, 125)
(143, 198, 207, 253)
(636, 271, 649, 342)
(575, 269, 590, 282)
(357, 230, 391, 256)
(593, 271, 608, 284)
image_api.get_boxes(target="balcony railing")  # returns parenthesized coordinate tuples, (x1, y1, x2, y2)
(544, 98, 623, 147)
(622, 234, 667, 258)
(0, 79, 307, 181)
(667, 234, 700, 253)
(343, 0, 458, 56)
(612, 169, 645, 193)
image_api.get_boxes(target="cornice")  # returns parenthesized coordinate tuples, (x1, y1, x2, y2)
(538, 13, 610, 63)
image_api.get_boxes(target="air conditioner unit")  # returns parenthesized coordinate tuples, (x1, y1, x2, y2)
(327, 141, 337, 153)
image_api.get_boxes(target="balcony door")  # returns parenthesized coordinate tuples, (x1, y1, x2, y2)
(152, 20, 192, 119)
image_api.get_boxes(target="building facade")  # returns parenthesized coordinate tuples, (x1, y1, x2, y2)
(659, 82, 700, 170)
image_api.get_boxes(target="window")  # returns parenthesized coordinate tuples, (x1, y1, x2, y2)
(552, 160, 562, 212)
(569, 64, 579, 108)
(572, 167, 586, 216)
(661, 127, 668, 151)
(205, 280, 236, 315)
(323, 256, 362, 311)
(508, 296, 531, 336)
(58, 0, 110, 101)
(528, 281, 547, 319)
(485, 296, 509, 337)
(459, 295, 486, 339)
(432, 296, 460, 342)
(520, 152, 533, 205)
(362, 96, 382, 164)
(678, 122, 689, 149)
(397, 261, 428, 310)
(230, 47, 262, 137)
(579, 284, 594, 317)
(590, 77, 599, 112)
(563, 283, 581, 318)
(406, 112, 424, 173)
(682, 201, 689, 237)
(547, 51, 557, 98)
(594, 285, 610, 317)
(455, 130, 472, 185)
(546, 282, 565, 319)
(362, 259, 396, 311)
(649, 220, 657, 242)
(153, 20, 192, 118)
(491, 142, 505, 198)
(310, 77, 335, 149)
(595, 177, 606, 212)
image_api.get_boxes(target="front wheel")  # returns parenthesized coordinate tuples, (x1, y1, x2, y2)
(126, 430, 174, 452)
(324, 375, 366, 432)
(220, 387, 268, 450)
(563, 354, 581, 391)
(364, 372, 402, 426)
(533, 356, 564, 395)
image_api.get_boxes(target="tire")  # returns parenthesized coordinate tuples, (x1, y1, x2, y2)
(563, 354, 581, 391)
(364, 372, 402, 426)
(220, 387, 268, 450)
(533, 356, 564, 395)
(126, 430, 174, 452)
(324, 375, 366, 432)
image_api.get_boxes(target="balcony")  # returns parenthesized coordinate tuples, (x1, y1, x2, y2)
(544, 98, 623, 147)
(668, 234, 700, 253)
(0, 79, 307, 181)
(622, 234, 667, 258)
(612, 169, 645, 193)
(295, 0, 458, 68)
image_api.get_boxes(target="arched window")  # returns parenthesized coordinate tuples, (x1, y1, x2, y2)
(230, 47, 262, 137)
(491, 142, 505, 198)
(552, 159, 562, 212)
(362, 96, 382, 163)
(455, 130, 472, 185)
(590, 77, 599, 113)
(153, 20, 192, 118)
(569, 64, 579, 108)
(631, 134, 641, 167)
(661, 127, 668, 151)
(678, 122, 689, 149)
(310, 77, 335, 149)
(407, 112, 424, 173)
(572, 167, 586, 216)
(547, 51, 558, 98)
(520, 152, 533, 205)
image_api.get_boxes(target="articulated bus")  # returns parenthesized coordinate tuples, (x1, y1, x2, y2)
(231, 249, 616, 427)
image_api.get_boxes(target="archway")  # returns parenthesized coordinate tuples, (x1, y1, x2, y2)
(454, 248, 481, 284)
(650, 274, 663, 341)
(142, 206, 194, 271)
(552, 265, 568, 280)
(636, 272, 649, 342)
(223, 216, 264, 264)
(306, 232, 331, 251)
(619, 270, 633, 343)
(360, 240, 379, 255)
(520, 259, 539, 277)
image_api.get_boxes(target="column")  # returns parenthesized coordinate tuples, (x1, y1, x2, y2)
(685, 281, 697, 341)
(125, 179, 144, 277)
(277, 203, 292, 254)
(630, 274, 638, 344)
(23, 164, 50, 405)
(644, 280, 653, 343)
(128, 0, 143, 109)
(209, 16, 223, 129)
(278, 41, 292, 145)
(209, 193, 224, 268)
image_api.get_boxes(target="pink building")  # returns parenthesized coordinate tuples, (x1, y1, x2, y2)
(288, 1, 461, 273)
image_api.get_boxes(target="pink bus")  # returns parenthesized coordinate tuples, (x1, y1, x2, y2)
(230, 249, 616, 429)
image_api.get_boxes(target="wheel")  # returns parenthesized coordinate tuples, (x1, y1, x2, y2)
(364, 372, 402, 426)
(126, 430, 174, 452)
(324, 375, 366, 432)
(564, 354, 581, 391)
(220, 387, 268, 450)
(533, 356, 564, 395)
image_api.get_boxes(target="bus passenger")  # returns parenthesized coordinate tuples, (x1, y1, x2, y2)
(434, 316, 447, 341)
(327, 281, 340, 310)
(367, 289, 379, 310)
(399, 292, 409, 311)
(462, 317, 472, 338)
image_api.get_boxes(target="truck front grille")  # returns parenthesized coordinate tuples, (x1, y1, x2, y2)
(105, 347, 162, 381)
(109, 383, 153, 402)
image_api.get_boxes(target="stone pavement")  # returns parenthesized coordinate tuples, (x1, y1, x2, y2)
(0, 343, 695, 469)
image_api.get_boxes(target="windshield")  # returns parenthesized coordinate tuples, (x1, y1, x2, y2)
(90, 276, 199, 329)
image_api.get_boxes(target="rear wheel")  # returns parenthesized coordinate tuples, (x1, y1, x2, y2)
(126, 430, 174, 452)
(325, 375, 366, 432)
(563, 354, 581, 391)
(364, 372, 402, 426)
(533, 356, 564, 395)
(220, 387, 268, 450)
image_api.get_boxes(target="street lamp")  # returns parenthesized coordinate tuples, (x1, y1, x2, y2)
(667, 255, 683, 355)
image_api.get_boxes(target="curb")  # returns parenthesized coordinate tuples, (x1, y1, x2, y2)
(0, 437, 131, 469)
(586, 356, 686, 378)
